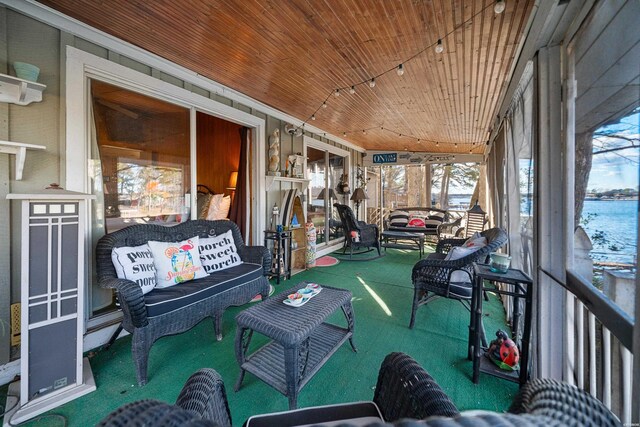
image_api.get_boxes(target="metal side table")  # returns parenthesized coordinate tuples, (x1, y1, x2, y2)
(470, 263, 533, 386)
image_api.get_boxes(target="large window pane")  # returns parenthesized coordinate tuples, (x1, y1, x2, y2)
(89, 80, 190, 316)
(306, 147, 326, 244)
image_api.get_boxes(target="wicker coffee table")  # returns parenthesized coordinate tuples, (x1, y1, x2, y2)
(234, 282, 357, 409)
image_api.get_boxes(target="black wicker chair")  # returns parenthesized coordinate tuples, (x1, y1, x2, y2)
(99, 352, 621, 427)
(409, 227, 508, 329)
(334, 203, 381, 260)
(98, 368, 232, 427)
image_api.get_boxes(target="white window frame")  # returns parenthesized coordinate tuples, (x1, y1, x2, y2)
(65, 47, 267, 329)
(303, 136, 350, 256)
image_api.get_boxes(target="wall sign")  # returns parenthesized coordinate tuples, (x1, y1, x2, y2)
(372, 153, 397, 164)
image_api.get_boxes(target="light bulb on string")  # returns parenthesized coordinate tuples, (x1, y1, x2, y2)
(311, 114, 316, 120)
(435, 39, 444, 54)
(322, 102, 327, 109)
(349, 86, 356, 94)
(417, 139, 421, 144)
(435, 142, 439, 147)
(494, 0, 506, 14)
(369, 78, 376, 88)
(334, 89, 340, 97)
(362, 129, 366, 135)
(343, 132, 347, 137)
(397, 64, 404, 76)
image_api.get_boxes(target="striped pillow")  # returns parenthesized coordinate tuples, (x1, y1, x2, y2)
(389, 210, 409, 227)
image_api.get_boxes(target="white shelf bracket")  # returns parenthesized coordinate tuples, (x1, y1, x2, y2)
(0, 141, 46, 180)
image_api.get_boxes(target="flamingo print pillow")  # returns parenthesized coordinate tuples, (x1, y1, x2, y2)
(148, 236, 208, 288)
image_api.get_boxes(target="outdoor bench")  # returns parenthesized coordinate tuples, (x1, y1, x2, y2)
(95, 219, 271, 386)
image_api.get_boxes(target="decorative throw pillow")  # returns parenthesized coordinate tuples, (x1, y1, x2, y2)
(197, 193, 213, 219)
(389, 210, 409, 227)
(111, 244, 157, 295)
(444, 245, 483, 284)
(148, 237, 208, 288)
(464, 232, 487, 248)
(199, 230, 242, 273)
(428, 212, 445, 221)
(407, 217, 426, 228)
(206, 194, 232, 220)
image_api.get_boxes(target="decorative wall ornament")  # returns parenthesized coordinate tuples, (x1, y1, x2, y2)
(268, 128, 280, 176)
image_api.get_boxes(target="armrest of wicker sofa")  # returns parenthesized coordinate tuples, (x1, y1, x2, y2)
(509, 378, 621, 427)
(175, 368, 232, 427)
(373, 352, 460, 421)
(99, 277, 149, 328)
(238, 245, 271, 276)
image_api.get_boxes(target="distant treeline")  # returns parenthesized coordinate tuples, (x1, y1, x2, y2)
(587, 188, 638, 198)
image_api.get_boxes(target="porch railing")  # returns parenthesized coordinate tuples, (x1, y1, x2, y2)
(540, 268, 634, 424)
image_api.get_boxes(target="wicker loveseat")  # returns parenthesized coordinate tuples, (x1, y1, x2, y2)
(386, 207, 448, 236)
(96, 220, 271, 386)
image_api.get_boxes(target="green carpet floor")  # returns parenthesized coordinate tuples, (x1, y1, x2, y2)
(9, 248, 518, 426)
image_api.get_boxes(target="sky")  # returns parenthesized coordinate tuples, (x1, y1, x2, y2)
(587, 111, 639, 192)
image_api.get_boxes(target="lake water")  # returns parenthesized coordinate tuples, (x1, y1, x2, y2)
(447, 197, 637, 264)
(582, 200, 637, 264)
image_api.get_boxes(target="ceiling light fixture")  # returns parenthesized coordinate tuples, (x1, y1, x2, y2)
(435, 39, 444, 53)
(334, 89, 340, 97)
(397, 64, 404, 76)
(349, 86, 356, 94)
(369, 78, 376, 88)
(494, 0, 506, 14)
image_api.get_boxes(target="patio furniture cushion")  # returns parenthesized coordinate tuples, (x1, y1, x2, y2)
(148, 237, 209, 288)
(144, 262, 263, 318)
(199, 230, 242, 273)
(207, 194, 231, 220)
(389, 210, 409, 227)
(111, 244, 157, 295)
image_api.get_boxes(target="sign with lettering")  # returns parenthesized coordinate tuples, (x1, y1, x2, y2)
(372, 153, 397, 164)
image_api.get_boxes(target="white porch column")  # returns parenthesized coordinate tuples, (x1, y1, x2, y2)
(536, 46, 566, 380)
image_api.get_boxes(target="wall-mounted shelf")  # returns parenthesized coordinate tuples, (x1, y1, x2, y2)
(0, 73, 46, 106)
(0, 140, 46, 180)
(266, 176, 310, 191)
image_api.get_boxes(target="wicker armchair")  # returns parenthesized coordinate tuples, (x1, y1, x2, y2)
(410, 227, 508, 329)
(334, 203, 381, 260)
(98, 368, 232, 427)
(99, 352, 621, 427)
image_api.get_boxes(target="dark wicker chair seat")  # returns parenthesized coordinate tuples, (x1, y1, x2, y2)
(410, 227, 508, 329)
(334, 203, 381, 260)
(99, 352, 621, 427)
(95, 220, 271, 386)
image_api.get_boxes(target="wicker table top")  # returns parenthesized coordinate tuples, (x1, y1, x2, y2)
(235, 282, 352, 346)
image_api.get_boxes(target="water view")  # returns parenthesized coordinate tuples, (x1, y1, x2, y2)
(582, 199, 637, 265)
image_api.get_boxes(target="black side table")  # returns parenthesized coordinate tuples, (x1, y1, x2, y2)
(470, 263, 533, 386)
(264, 230, 292, 284)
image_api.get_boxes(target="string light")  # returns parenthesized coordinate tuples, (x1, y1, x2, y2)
(343, 132, 347, 137)
(297, 1, 499, 142)
(362, 129, 366, 134)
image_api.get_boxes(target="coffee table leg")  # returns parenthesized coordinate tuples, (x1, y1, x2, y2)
(341, 303, 358, 352)
(234, 327, 252, 391)
(284, 346, 299, 409)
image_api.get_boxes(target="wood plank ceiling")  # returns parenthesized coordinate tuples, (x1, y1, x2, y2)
(39, 0, 534, 154)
